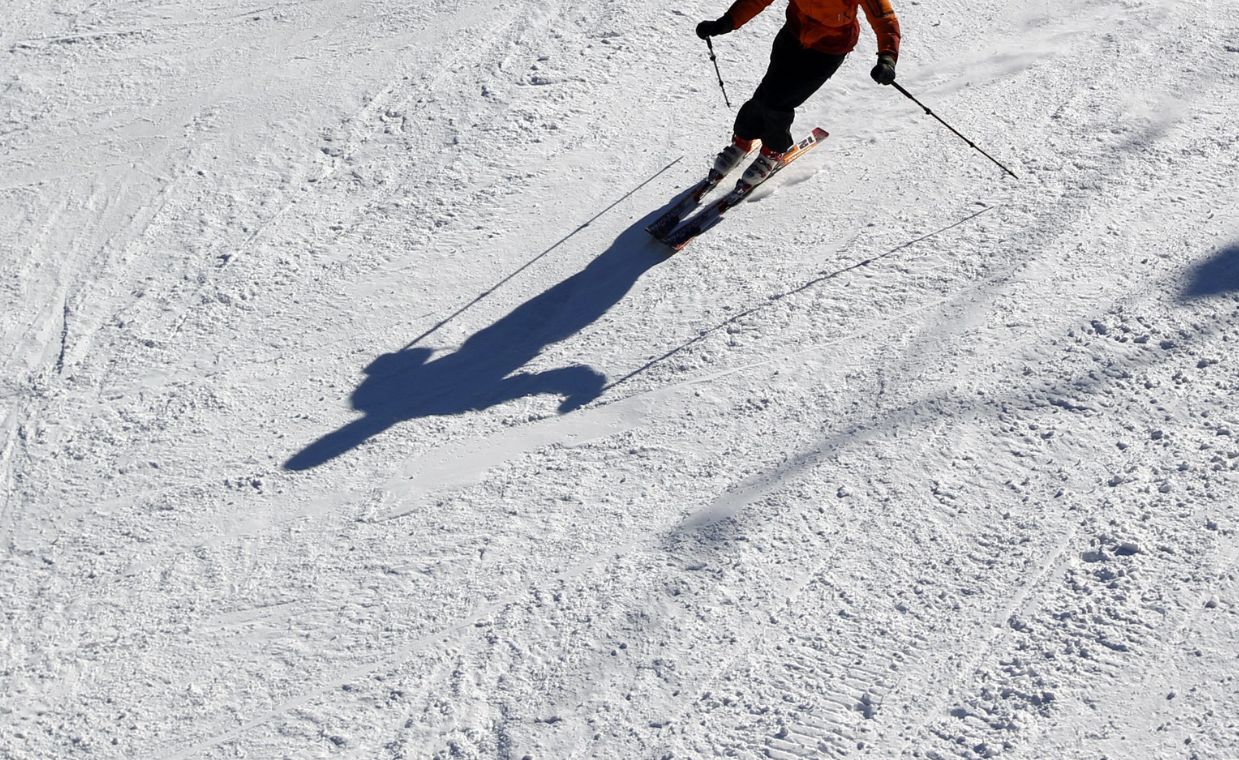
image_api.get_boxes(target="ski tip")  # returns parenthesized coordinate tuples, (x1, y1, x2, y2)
(811, 127, 829, 140)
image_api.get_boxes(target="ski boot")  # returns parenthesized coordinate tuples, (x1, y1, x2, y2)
(712, 135, 758, 178)
(739, 145, 787, 188)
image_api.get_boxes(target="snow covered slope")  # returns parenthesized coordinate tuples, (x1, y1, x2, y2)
(3, 0, 1238, 757)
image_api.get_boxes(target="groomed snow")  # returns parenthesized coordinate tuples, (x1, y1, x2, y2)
(2, 0, 1238, 757)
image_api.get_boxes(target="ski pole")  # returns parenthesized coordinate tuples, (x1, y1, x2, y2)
(705, 38, 732, 109)
(892, 82, 1018, 179)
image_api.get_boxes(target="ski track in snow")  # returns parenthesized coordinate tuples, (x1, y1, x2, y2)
(2, 0, 1239, 758)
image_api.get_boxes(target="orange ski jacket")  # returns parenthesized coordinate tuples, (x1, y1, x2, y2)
(724, 0, 901, 59)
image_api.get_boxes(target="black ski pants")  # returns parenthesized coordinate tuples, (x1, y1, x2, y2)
(734, 26, 847, 153)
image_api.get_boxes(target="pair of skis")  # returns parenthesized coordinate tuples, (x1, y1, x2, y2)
(647, 127, 829, 252)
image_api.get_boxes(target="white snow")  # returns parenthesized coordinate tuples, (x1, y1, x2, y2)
(3, 0, 1239, 757)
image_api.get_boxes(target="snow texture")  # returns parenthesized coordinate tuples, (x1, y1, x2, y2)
(2, 0, 1238, 758)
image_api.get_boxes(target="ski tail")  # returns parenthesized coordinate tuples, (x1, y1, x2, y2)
(645, 144, 760, 240)
(645, 174, 718, 239)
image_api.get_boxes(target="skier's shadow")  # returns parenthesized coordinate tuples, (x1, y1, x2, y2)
(285, 208, 678, 471)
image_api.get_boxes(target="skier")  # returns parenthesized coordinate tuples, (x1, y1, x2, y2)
(696, 0, 901, 186)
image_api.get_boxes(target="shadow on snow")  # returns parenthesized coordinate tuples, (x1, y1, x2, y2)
(1181, 242, 1239, 299)
(285, 206, 678, 471)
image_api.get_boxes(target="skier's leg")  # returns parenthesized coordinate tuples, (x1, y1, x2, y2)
(732, 26, 801, 145)
(732, 99, 766, 144)
(749, 28, 847, 151)
(724, 59, 781, 175)
(754, 106, 796, 153)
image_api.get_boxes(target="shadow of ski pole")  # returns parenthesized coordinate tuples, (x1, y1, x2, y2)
(403, 156, 684, 350)
(604, 204, 999, 393)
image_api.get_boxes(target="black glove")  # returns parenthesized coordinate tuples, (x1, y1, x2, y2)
(696, 16, 733, 39)
(870, 53, 897, 85)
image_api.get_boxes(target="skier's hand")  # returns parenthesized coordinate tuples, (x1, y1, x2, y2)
(695, 16, 733, 39)
(870, 53, 897, 85)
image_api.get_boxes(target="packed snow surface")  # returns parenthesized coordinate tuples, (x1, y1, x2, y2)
(3, 0, 1239, 758)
